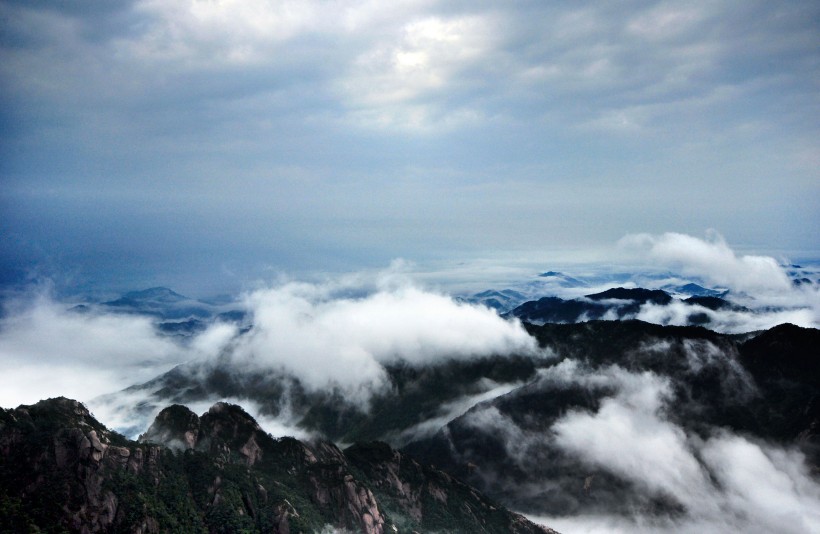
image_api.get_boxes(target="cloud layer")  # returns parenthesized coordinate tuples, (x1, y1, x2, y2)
(0, 274, 535, 422)
(2, 1, 818, 288)
(618, 231, 820, 329)
(0, 292, 186, 406)
(232, 281, 536, 402)
(461, 359, 820, 533)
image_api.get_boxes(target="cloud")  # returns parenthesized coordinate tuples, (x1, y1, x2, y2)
(635, 300, 818, 333)
(619, 231, 792, 292)
(426, 339, 817, 532)
(533, 434, 820, 534)
(121, 0, 341, 66)
(551, 369, 715, 510)
(230, 277, 537, 404)
(0, 292, 188, 406)
(617, 231, 820, 327)
(391, 378, 523, 445)
(532, 361, 820, 533)
(0, 271, 537, 431)
(699, 434, 820, 532)
(2, 0, 818, 276)
(337, 13, 497, 131)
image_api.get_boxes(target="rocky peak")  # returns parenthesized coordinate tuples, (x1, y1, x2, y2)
(2, 398, 559, 533)
(5, 397, 125, 448)
(139, 403, 200, 450)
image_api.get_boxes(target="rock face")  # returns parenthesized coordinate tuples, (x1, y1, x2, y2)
(346, 441, 558, 534)
(0, 397, 166, 533)
(0, 397, 557, 534)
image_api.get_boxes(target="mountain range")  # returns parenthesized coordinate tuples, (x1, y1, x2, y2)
(0, 397, 556, 534)
(505, 286, 745, 326)
(91, 317, 819, 529)
(2, 276, 819, 532)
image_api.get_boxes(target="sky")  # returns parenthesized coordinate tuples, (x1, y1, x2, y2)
(1, 0, 819, 295)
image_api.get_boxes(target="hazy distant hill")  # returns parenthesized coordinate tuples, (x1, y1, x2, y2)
(506, 287, 742, 326)
(75, 287, 248, 336)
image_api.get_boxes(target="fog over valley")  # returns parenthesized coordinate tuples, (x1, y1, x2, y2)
(1, 234, 819, 532)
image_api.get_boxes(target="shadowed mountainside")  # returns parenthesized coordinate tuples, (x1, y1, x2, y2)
(403, 321, 820, 516)
(0, 397, 557, 534)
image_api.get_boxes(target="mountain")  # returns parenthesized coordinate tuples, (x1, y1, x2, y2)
(8, 317, 817, 531)
(459, 289, 529, 313)
(0, 397, 556, 534)
(95, 316, 820, 524)
(506, 287, 756, 327)
(109, 318, 820, 453)
(456, 271, 591, 314)
(504, 296, 608, 323)
(73, 287, 249, 337)
(536, 271, 589, 288)
(584, 287, 673, 305)
(107, 353, 542, 443)
(683, 295, 747, 312)
(506, 287, 674, 324)
(101, 287, 234, 323)
(403, 321, 820, 517)
(662, 282, 727, 297)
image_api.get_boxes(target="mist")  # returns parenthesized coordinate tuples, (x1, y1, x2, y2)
(453, 345, 820, 534)
(619, 231, 793, 294)
(231, 280, 537, 402)
(0, 272, 537, 434)
(1, 236, 817, 533)
(0, 291, 187, 406)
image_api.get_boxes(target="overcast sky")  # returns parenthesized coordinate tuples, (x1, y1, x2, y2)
(1, 0, 818, 294)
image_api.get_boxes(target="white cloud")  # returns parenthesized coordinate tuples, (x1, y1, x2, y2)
(619, 231, 793, 293)
(123, 0, 330, 65)
(532, 432, 820, 534)
(536, 361, 820, 534)
(337, 13, 497, 130)
(232, 278, 537, 403)
(392, 378, 522, 445)
(552, 369, 715, 509)
(701, 434, 820, 532)
(0, 271, 537, 425)
(627, 5, 707, 42)
(617, 231, 820, 328)
(636, 300, 818, 332)
(0, 294, 188, 406)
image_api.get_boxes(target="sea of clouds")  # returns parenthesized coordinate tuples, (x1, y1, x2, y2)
(0, 232, 818, 532)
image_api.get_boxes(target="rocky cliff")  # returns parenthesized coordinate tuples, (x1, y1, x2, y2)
(0, 397, 556, 534)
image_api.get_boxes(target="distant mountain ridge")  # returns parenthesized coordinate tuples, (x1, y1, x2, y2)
(506, 287, 741, 326)
(69, 286, 249, 336)
(101, 286, 220, 320)
(458, 270, 733, 313)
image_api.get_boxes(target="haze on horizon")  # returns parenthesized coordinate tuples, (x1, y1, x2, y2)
(1, 0, 818, 294)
